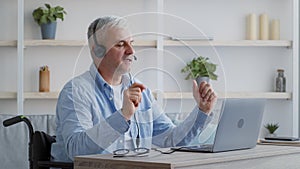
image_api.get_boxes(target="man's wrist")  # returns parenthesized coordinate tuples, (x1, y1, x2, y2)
(107, 110, 130, 134)
(198, 106, 210, 115)
(121, 108, 131, 121)
(198, 106, 211, 115)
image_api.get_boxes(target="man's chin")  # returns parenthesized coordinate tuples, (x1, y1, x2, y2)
(116, 68, 131, 75)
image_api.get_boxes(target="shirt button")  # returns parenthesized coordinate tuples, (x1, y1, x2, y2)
(109, 97, 113, 100)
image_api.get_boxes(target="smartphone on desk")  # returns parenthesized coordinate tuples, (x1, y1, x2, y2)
(265, 136, 299, 141)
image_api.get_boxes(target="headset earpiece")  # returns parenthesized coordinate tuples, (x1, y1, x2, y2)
(93, 43, 106, 58)
(93, 19, 106, 58)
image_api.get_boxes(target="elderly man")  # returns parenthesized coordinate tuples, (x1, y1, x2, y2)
(51, 16, 217, 162)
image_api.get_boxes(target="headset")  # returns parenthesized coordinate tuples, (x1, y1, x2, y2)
(92, 19, 137, 60)
(93, 19, 107, 58)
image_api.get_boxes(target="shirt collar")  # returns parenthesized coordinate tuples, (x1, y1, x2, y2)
(89, 63, 132, 89)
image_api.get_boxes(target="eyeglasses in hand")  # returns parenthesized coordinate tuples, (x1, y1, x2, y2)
(113, 147, 150, 157)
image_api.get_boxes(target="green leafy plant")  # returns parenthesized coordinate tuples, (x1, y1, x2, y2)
(181, 56, 218, 80)
(264, 123, 279, 134)
(32, 3, 67, 25)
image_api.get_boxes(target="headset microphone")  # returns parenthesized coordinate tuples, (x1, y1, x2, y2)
(133, 55, 137, 61)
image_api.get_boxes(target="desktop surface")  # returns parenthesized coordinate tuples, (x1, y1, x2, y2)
(74, 145, 300, 169)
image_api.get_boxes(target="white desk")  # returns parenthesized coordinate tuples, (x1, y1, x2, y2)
(74, 145, 300, 169)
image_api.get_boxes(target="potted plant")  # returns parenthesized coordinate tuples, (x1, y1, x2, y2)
(181, 56, 218, 84)
(32, 3, 67, 39)
(264, 123, 279, 137)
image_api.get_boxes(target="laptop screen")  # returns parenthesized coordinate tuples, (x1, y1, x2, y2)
(212, 98, 266, 152)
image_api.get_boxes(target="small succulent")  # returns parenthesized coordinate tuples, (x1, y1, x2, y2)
(264, 123, 279, 134)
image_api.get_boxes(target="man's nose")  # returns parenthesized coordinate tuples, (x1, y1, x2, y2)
(125, 43, 135, 55)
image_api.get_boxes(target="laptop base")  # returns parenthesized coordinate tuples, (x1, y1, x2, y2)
(171, 145, 213, 152)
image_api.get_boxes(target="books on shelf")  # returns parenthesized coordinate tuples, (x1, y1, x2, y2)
(258, 139, 300, 147)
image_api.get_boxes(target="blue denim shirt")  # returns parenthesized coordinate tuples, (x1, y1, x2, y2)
(51, 64, 211, 162)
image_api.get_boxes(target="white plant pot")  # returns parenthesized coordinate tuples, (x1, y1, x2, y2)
(266, 133, 277, 138)
(196, 76, 210, 85)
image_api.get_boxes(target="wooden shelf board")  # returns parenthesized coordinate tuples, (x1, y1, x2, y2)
(23, 40, 156, 47)
(1, 40, 291, 47)
(0, 92, 60, 99)
(164, 40, 292, 47)
(24, 92, 60, 99)
(133, 40, 156, 47)
(25, 40, 87, 47)
(0, 40, 17, 47)
(0, 92, 17, 99)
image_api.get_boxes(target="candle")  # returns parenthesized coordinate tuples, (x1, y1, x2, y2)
(271, 19, 280, 40)
(259, 14, 269, 40)
(246, 13, 257, 40)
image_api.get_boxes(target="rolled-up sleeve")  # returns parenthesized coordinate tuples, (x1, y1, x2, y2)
(151, 99, 212, 147)
(52, 86, 129, 161)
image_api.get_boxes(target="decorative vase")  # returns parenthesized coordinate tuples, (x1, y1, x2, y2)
(39, 66, 50, 92)
(41, 22, 57, 39)
(196, 76, 210, 85)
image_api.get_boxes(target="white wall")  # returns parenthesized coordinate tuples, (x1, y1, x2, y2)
(0, 0, 296, 137)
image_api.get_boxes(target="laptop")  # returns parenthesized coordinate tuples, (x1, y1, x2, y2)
(174, 98, 266, 153)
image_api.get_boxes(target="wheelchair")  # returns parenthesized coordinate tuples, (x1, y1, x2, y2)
(3, 115, 73, 169)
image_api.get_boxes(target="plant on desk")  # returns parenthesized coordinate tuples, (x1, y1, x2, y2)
(264, 123, 279, 137)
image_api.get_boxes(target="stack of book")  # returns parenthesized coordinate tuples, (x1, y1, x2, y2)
(258, 136, 300, 147)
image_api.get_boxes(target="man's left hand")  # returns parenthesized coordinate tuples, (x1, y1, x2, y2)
(192, 80, 217, 114)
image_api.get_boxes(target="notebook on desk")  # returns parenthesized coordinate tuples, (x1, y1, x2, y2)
(173, 98, 266, 153)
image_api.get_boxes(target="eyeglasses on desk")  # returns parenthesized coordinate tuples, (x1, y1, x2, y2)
(113, 147, 150, 157)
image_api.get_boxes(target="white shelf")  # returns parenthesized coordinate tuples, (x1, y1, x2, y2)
(0, 40, 156, 47)
(0, 40, 292, 48)
(24, 40, 156, 47)
(160, 92, 292, 100)
(164, 40, 292, 47)
(0, 92, 17, 99)
(25, 40, 87, 47)
(24, 92, 60, 99)
(0, 92, 59, 99)
(0, 91, 291, 100)
(133, 40, 157, 47)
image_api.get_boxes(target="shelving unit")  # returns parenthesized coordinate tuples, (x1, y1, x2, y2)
(0, 0, 298, 137)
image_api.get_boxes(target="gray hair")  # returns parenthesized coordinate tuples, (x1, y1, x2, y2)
(87, 16, 129, 46)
